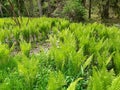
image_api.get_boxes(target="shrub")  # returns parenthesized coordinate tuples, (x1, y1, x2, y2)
(63, 0, 86, 21)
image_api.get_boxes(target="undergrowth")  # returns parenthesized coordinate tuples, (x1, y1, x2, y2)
(0, 17, 120, 90)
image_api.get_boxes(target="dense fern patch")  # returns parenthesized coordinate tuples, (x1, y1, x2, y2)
(0, 17, 120, 90)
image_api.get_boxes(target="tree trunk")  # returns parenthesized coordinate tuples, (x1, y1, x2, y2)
(0, 2, 3, 17)
(48, 0, 51, 16)
(101, 0, 109, 19)
(113, 0, 120, 18)
(89, 0, 92, 19)
(82, 0, 86, 7)
(38, 0, 42, 17)
(29, 0, 34, 17)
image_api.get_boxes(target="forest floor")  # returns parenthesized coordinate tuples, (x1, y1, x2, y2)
(88, 16, 120, 28)
(11, 41, 51, 56)
(30, 18, 120, 55)
(10, 16, 120, 56)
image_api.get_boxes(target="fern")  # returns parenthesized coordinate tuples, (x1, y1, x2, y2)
(87, 67, 114, 90)
(67, 78, 82, 90)
(20, 40, 31, 57)
(0, 44, 10, 69)
(108, 75, 120, 90)
(47, 71, 66, 90)
(16, 54, 39, 89)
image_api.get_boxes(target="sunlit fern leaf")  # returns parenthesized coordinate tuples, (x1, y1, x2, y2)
(105, 52, 115, 66)
(108, 75, 120, 90)
(87, 67, 114, 90)
(20, 40, 31, 57)
(67, 78, 83, 90)
(47, 71, 66, 90)
(83, 55, 93, 70)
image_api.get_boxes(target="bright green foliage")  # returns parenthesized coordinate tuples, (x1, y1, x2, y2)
(49, 30, 86, 76)
(0, 71, 26, 90)
(67, 78, 82, 90)
(113, 52, 120, 74)
(47, 71, 66, 90)
(87, 66, 120, 90)
(83, 55, 93, 70)
(108, 75, 120, 90)
(20, 40, 31, 57)
(17, 55, 39, 89)
(0, 44, 10, 69)
(0, 17, 120, 90)
(87, 67, 115, 90)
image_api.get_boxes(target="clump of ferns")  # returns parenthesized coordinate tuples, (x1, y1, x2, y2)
(20, 40, 31, 57)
